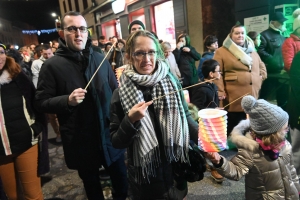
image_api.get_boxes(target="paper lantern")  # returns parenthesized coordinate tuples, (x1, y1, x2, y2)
(197, 108, 228, 152)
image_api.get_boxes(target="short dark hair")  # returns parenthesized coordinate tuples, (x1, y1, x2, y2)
(230, 24, 245, 38)
(99, 36, 105, 40)
(41, 44, 51, 51)
(247, 31, 259, 41)
(204, 35, 218, 51)
(61, 11, 83, 29)
(202, 59, 220, 78)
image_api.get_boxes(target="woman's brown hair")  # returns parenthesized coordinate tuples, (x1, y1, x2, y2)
(3, 57, 22, 78)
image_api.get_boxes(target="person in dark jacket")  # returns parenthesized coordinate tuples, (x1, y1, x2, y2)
(173, 33, 201, 89)
(110, 30, 218, 199)
(258, 12, 289, 110)
(34, 11, 127, 200)
(0, 41, 44, 200)
(109, 39, 125, 70)
(287, 51, 300, 177)
(198, 35, 218, 81)
(191, 59, 224, 183)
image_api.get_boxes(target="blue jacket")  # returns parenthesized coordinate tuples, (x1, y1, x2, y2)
(197, 52, 214, 81)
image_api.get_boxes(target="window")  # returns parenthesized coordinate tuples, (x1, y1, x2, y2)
(63, 0, 67, 13)
(83, 0, 88, 9)
(68, 0, 72, 11)
(74, 0, 79, 12)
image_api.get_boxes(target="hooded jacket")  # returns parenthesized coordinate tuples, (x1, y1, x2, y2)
(197, 52, 214, 81)
(173, 46, 201, 87)
(258, 28, 285, 74)
(215, 120, 300, 200)
(282, 34, 300, 72)
(191, 82, 219, 110)
(35, 38, 122, 169)
(0, 57, 44, 156)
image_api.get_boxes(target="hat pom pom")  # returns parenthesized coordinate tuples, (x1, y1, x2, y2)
(241, 95, 256, 113)
(293, 8, 300, 18)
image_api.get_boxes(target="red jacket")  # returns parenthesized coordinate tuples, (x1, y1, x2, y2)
(282, 34, 300, 72)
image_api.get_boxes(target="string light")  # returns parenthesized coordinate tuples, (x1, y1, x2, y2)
(22, 28, 57, 35)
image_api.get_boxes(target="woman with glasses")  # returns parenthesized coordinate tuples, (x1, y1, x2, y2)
(110, 30, 210, 199)
(0, 42, 45, 199)
(213, 24, 267, 136)
(207, 95, 300, 200)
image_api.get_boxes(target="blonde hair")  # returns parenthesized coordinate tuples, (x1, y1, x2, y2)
(251, 126, 287, 151)
(125, 30, 164, 64)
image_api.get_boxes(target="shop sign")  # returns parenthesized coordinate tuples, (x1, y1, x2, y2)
(244, 14, 269, 33)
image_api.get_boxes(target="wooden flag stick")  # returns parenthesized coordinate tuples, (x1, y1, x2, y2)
(85, 41, 117, 90)
(222, 92, 249, 109)
(151, 78, 217, 102)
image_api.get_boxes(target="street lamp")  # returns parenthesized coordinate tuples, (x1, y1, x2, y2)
(51, 13, 57, 17)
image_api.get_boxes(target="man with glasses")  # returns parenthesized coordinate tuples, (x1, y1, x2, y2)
(35, 11, 127, 200)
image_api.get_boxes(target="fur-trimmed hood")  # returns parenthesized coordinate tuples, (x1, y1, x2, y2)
(0, 70, 12, 85)
(230, 119, 259, 152)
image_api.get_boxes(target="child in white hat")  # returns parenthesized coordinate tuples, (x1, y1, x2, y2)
(208, 95, 300, 199)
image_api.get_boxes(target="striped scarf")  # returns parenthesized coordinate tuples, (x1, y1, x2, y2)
(119, 60, 190, 181)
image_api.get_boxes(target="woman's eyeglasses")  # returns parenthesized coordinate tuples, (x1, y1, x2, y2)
(64, 26, 88, 33)
(214, 70, 222, 74)
(133, 51, 156, 60)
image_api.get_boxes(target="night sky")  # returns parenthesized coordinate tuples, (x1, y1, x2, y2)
(0, 0, 61, 43)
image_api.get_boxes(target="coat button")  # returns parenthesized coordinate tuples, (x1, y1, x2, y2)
(250, 82, 252, 85)
(249, 70, 251, 72)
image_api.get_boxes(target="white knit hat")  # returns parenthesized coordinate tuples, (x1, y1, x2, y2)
(293, 8, 300, 31)
(241, 95, 288, 135)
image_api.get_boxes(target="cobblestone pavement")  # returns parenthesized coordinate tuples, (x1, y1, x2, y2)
(43, 127, 245, 200)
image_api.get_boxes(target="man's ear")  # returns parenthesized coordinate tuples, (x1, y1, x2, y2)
(58, 30, 64, 39)
(209, 71, 214, 78)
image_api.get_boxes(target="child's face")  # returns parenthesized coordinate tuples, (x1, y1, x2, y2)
(213, 65, 221, 80)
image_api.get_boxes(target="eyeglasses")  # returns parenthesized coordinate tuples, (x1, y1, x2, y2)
(133, 51, 156, 60)
(283, 125, 290, 133)
(214, 70, 222, 74)
(63, 26, 88, 33)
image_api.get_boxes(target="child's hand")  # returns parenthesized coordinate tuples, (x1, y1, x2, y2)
(205, 152, 221, 164)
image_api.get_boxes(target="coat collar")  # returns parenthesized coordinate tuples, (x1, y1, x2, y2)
(0, 70, 12, 85)
(230, 119, 259, 151)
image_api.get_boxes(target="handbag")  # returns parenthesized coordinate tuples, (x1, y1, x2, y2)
(173, 140, 206, 182)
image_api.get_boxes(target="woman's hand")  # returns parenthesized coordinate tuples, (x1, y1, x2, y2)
(218, 95, 226, 100)
(205, 152, 221, 164)
(176, 42, 183, 49)
(128, 101, 153, 124)
(182, 47, 190, 52)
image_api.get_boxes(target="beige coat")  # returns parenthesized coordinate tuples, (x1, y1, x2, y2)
(213, 47, 267, 111)
(217, 120, 300, 200)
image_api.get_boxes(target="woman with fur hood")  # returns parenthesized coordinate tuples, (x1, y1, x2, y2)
(208, 95, 300, 200)
(0, 42, 45, 199)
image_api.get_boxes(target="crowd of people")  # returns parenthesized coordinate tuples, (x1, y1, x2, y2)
(0, 9, 299, 200)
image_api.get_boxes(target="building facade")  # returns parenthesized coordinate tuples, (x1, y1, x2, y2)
(0, 17, 38, 48)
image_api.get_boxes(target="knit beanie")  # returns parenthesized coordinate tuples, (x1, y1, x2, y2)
(128, 20, 145, 33)
(241, 95, 288, 135)
(293, 8, 300, 31)
(0, 41, 6, 50)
